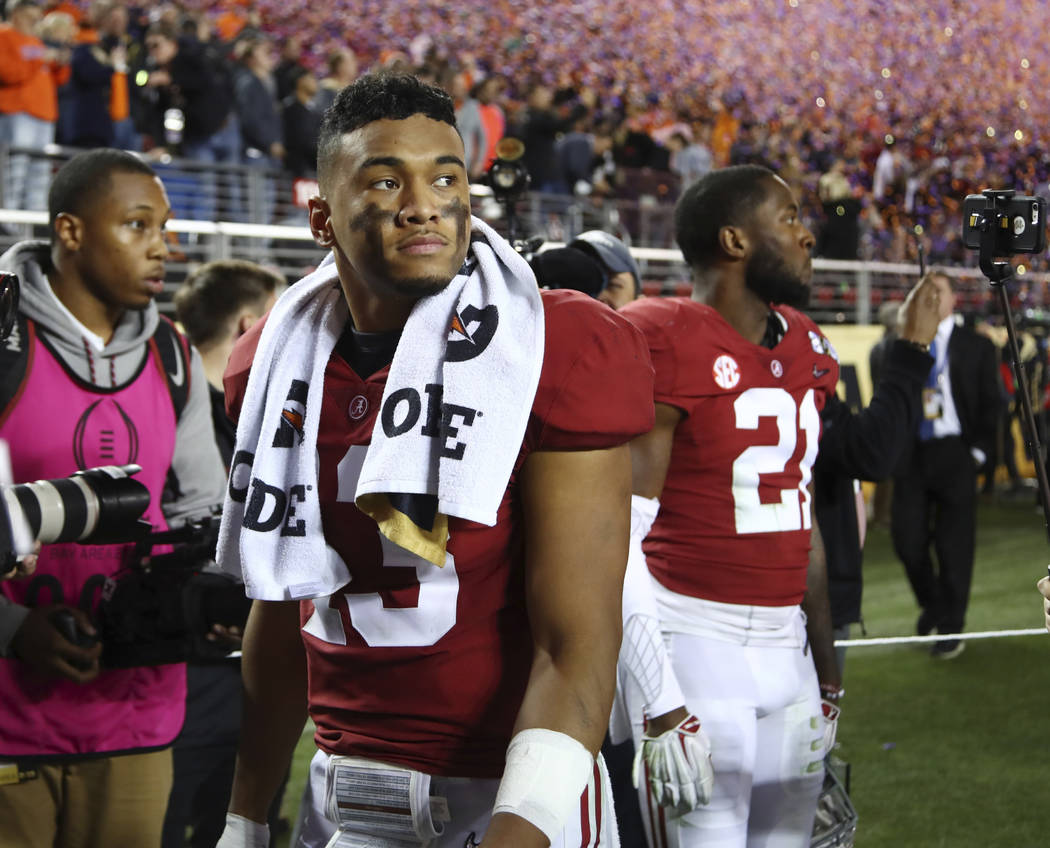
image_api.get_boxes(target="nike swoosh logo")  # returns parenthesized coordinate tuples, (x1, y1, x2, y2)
(813, 365, 831, 378)
(169, 334, 185, 387)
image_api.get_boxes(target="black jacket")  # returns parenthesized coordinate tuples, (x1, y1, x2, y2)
(815, 340, 933, 627)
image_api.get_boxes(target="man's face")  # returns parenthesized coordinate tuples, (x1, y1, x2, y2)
(930, 272, 955, 320)
(71, 172, 171, 315)
(598, 271, 637, 310)
(11, 5, 42, 34)
(145, 34, 177, 65)
(743, 177, 815, 308)
(313, 115, 471, 307)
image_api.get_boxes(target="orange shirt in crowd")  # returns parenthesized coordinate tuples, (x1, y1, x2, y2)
(0, 24, 70, 122)
(479, 102, 505, 171)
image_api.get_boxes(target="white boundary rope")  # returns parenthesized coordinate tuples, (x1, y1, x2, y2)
(836, 627, 1046, 647)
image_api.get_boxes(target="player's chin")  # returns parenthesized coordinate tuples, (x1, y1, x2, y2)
(387, 273, 454, 299)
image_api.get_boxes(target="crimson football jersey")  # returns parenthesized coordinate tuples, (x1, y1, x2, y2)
(621, 297, 839, 607)
(225, 289, 654, 778)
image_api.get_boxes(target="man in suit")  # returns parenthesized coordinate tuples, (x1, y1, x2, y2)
(891, 270, 1001, 658)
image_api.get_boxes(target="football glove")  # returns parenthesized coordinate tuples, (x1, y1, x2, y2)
(215, 813, 270, 848)
(1037, 575, 1050, 633)
(821, 699, 841, 756)
(632, 713, 714, 815)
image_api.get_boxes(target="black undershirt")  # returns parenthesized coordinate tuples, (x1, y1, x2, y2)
(334, 323, 402, 378)
(760, 310, 785, 349)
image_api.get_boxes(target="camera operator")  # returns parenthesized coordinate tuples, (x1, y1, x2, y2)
(0, 149, 225, 846)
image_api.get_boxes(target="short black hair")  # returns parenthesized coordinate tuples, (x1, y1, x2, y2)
(174, 260, 283, 349)
(48, 148, 157, 232)
(316, 73, 457, 188)
(674, 165, 776, 269)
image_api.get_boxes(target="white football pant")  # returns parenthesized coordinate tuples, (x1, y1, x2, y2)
(625, 599, 824, 848)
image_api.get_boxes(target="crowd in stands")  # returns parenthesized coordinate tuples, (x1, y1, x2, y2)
(1, 0, 1049, 270)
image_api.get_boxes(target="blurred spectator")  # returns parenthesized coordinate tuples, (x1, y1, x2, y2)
(233, 36, 283, 224)
(474, 73, 505, 172)
(314, 47, 356, 114)
(516, 81, 584, 194)
(555, 111, 597, 196)
(234, 37, 283, 165)
(816, 159, 861, 259)
(449, 71, 485, 180)
(281, 65, 320, 178)
(38, 8, 74, 143)
(0, 0, 70, 211)
(273, 32, 304, 101)
(134, 21, 240, 221)
(65, 1, 135, 150)
(667, 128, 713, 188)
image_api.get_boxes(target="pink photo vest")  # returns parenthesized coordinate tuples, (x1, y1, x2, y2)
(0, 324, 187, 757)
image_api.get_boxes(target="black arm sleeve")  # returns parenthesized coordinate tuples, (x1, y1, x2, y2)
(816, 340, 933, 481)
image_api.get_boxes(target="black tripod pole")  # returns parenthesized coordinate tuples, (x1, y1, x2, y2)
(980, 219, 1050, 543)
(992, 282, 1050, 542)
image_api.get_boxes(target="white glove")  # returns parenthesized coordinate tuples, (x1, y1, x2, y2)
(1037, 576, 1050, 633)
(632, 713, 714, 815)
(821, 699, 841, 755)
(215, 812, 270, 848)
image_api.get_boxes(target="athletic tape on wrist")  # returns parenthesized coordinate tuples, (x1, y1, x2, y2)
(217, 812, 270, 848)
(493, 728, 594, 842)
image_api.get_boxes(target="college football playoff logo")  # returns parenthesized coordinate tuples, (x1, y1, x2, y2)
(446, 304, 499, 362)
(273, 379, 308, 447)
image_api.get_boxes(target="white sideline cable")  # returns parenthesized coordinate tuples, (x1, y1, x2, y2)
(227, 629, 1045, 661)
(835, 627, 1046, 647)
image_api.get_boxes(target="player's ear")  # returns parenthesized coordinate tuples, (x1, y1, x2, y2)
(308, 196, 335, 249)
(718, 224, 748, 260)
(53, 212, 84, 253)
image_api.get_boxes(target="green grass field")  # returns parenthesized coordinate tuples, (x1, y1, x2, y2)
(276, 494, 1050, 847)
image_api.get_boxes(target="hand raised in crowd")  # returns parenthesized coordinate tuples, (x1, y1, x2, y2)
(11, 604, 101, 683)
(110, 44, 128, 71)
(897, 272, 941, 347)
(1037, 574, 1050, 633)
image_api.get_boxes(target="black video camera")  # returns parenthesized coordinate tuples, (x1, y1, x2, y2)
(962, 191, 1047, 255)
(97, 514, 251, 667)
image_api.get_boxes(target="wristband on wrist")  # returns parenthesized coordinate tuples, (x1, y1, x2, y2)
(493, 729, 594, 842)
(820, 683, 845, 701)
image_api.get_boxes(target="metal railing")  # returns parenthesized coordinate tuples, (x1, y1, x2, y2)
(3, 144, 1045, 325)
(4, 207, 1032, 327)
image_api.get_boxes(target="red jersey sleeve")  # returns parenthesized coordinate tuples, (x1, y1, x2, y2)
(528, 290, 654, 450)
(222, 312, 268, 423)
(619, 298, 690, 411)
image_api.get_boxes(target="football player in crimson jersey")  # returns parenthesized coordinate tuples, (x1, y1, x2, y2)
(216, 74, 654, 848)
(618, 165, 842, 848)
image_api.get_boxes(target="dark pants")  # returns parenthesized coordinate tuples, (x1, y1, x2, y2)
(600, 735, 645, 848)
(891, 437, 977, 635)
(162, 663, 242, 848)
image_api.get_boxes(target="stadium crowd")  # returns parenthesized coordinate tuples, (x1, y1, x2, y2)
(1, 0, 1049, 268)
